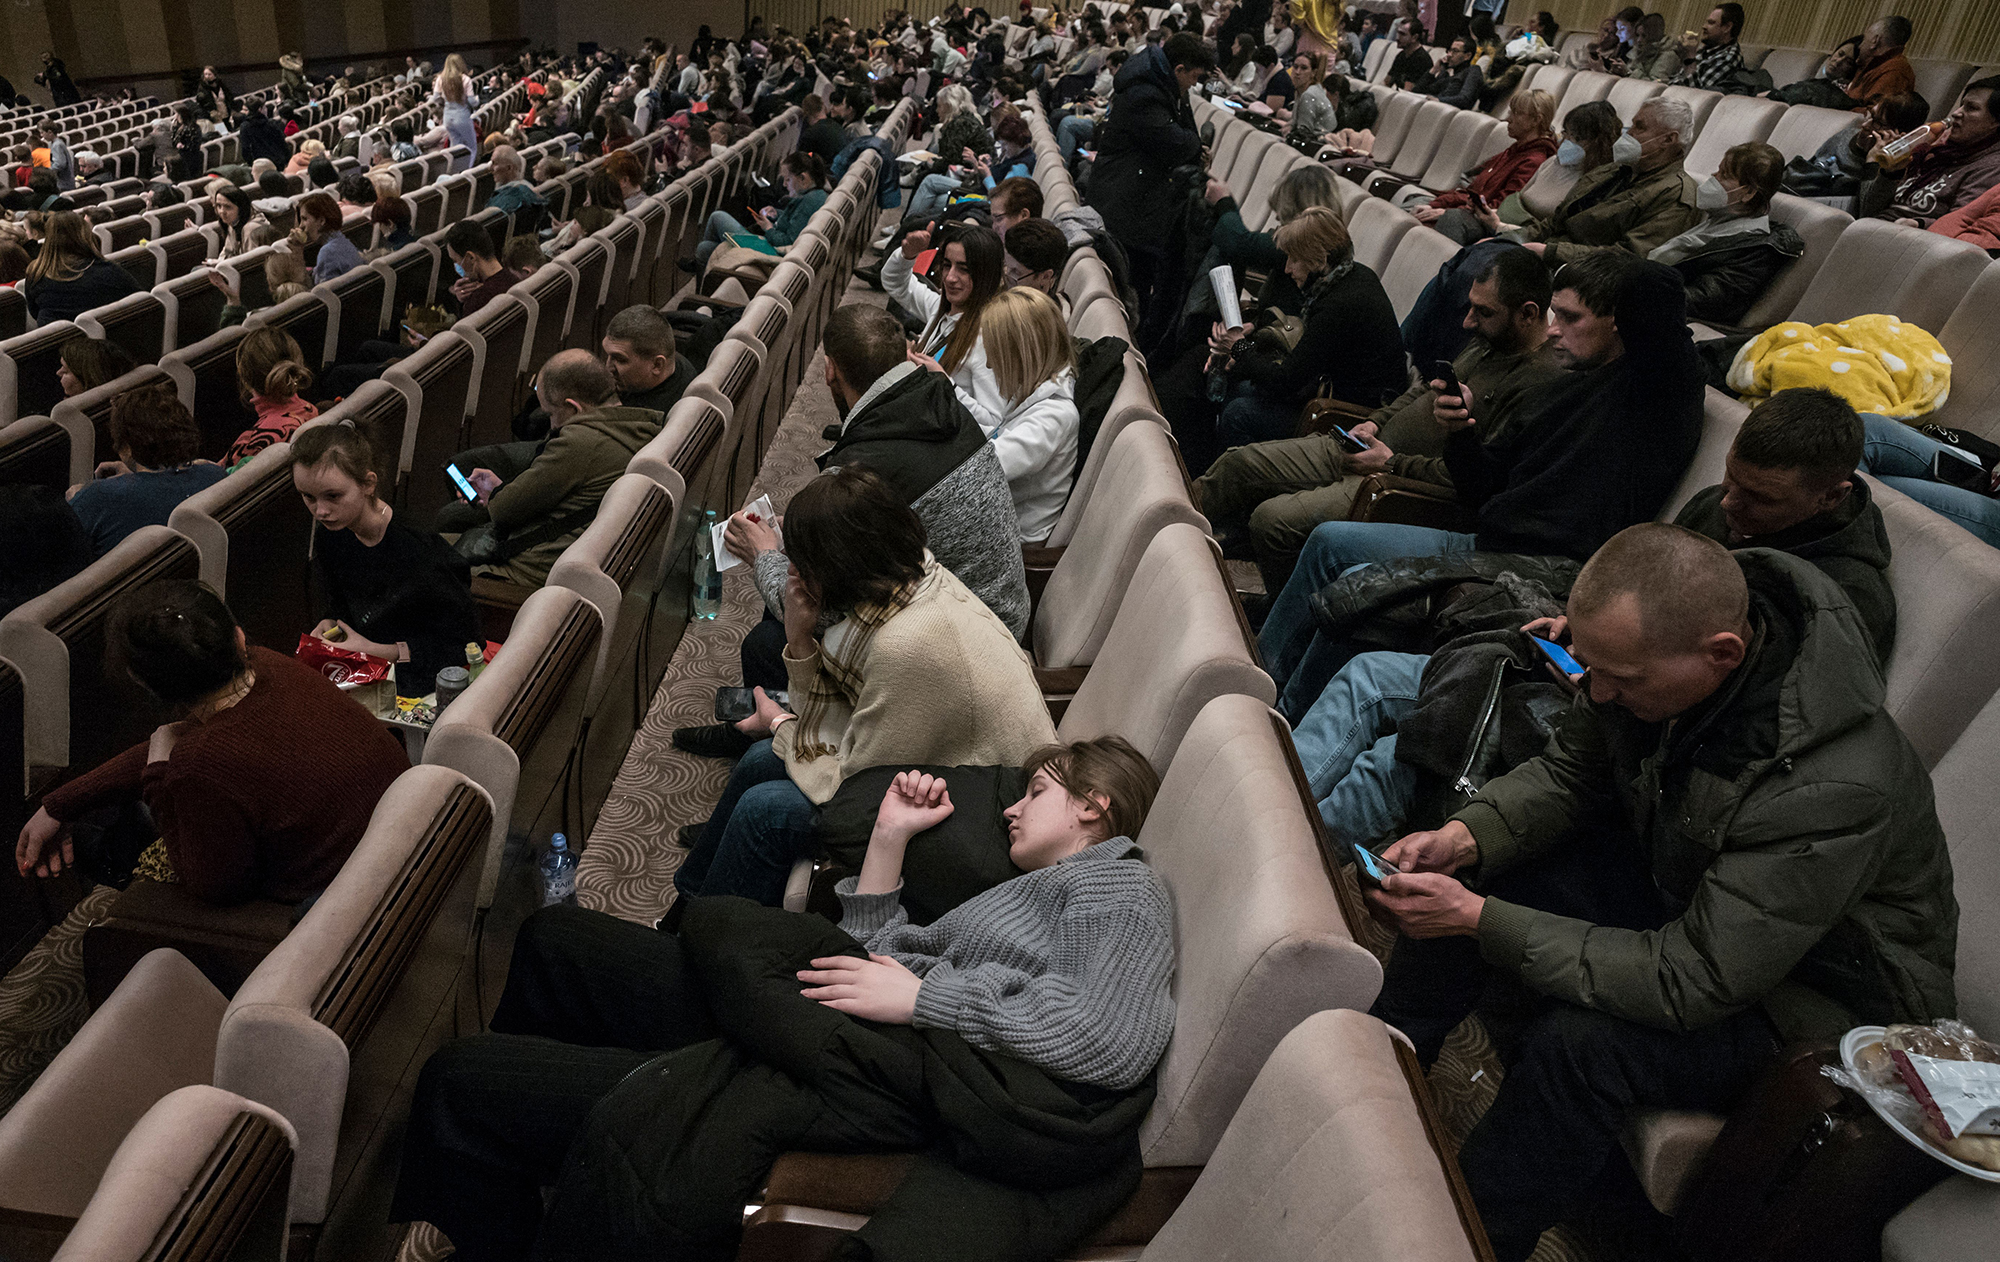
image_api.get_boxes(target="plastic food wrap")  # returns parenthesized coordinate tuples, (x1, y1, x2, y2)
(1825, 1020, 2000, 1172)
(295, 633, 392, 686)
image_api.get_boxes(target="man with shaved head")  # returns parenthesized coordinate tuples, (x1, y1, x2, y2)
(1361, 522, 1957, 1261)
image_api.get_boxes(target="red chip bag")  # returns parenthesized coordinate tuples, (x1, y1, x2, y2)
(295, 634, 393, 687)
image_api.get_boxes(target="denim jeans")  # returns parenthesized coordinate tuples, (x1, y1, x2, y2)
(906, 172, 960, 223)
(673, 739, 816, 906)
(1057, 114, 1095, 161)
(1291, 651, 1426, 848)
(695, 210, 750, 268)
(1216, 380, 1306, 451)
(1859, 413, 2000, 547)
(1257, 522, 1479, 720)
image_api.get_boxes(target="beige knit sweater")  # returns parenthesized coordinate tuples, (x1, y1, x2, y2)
(775, 559, 1056, 804)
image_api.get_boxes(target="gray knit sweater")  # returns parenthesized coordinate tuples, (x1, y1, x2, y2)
(835, 838, 1176, 1090)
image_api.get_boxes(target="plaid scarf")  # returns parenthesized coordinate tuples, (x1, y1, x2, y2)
(788, 559, 934, 762)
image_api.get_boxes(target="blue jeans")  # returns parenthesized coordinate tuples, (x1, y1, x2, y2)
(1291, 651, 1426, 848)
(673, 740, 816, 906)
(1057, 114, 1095, 161)
(695, 210, 750, 268)
(1216, 381, 1304, 451)
(906, 172, 960, 223)
(1257, 522, 1479, 722)
(1859, 413, 2000, 547)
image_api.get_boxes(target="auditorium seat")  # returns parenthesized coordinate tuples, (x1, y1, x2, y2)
(74, 292, 169, 366)
(1728, 194, 1853, 332)
(1659, 85, 1724, 138)
(320, 262, 392, 365)
(1377, 225, 1462, 322)
(308, 380, 411, 505)
(0, 289, 25, 341)
(1358, 92, 1425, 170)
(247, 290, 336, 370)
(556, 238, 612, 352)
(1926, 264, 2000, 438)
(1604, 76, 1666, 124)
(1375, 99, 1460, 188)
(382, 333, 481, 523)
(742, 693, 1382, 1259)
(1554, 70, 1618, 126)
(105, 242, 160, 291)
(1051, 521, 1274, 768)
(1136, 1009, 1488, 1262)
(160, 326, 255, 463)
(686, 337, 767, 506)
(1032, 422, 1208, 669)
(1757, 48, 1827, 89)
(0, 322, 87, 428)
(1347, 196, 1419, 275)
(1, 524, 200, 783)
(151, 270, 229, 356)
(1048, 348, 1161, 548)
(1659, 389, 1747, 521)
(1682, 95, 1788, 179)
(1407, 111, 1511, 198)
(424, 585, 603, 909)
(1909, 59, 1977, 121)
(1764, 103, 1864, 164)
(0, 417, 72, 492)
(167, 442, 315, 655)
(1786, 219, 1992, 332)
(455, 294, 534, 451)
(50, 363, 182, 485)
(372, 240, 443, 327)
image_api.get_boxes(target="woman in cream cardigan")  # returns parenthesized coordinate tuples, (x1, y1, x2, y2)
(671, 464, 1055, 912)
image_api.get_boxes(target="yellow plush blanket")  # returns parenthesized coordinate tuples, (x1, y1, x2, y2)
(1727, 315, 1952, 420)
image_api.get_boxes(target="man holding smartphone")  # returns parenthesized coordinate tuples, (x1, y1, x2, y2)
(1362, 523, 1955, 1262)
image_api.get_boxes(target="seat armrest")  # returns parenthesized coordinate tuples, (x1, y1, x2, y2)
(1297, 397, 1376, 438)
(1034, 664, 1091, 697)
(1348, 474, 1478, 532)
(1021, 544, 1065, 569)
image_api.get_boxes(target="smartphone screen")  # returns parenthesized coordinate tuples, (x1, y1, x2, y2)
(1331, 425, 1371, 456)
(1932, 448, 1988, 491)
(1532, 636, 1586, 677)
(446, 462, 479, 502)
(1351, 842, 1396, 890)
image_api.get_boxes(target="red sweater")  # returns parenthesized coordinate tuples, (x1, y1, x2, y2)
(1429, 136, 1559, 213)
(43, 647, 409, 905)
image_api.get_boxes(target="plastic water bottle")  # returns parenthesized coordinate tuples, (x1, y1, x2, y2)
(539, 834, 577, 907)
(692, 510, 722, 621)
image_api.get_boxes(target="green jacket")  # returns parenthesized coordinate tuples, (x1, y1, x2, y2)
(1378, 339, 1568, 487)
(1528, 157, 1701, 268)
(1461, 549, 1957, 1042)
(486, 404, 662, 586)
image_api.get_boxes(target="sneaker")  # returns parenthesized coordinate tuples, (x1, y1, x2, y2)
(671, 721, 756, 760)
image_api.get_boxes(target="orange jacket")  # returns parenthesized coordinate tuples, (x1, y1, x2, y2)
(1930, 180, 2000, 251)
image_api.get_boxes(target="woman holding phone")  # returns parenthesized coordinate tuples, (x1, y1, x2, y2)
(290, 424, 482, 697)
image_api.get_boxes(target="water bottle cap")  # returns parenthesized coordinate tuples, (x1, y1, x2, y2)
(551, 833, 568, 850)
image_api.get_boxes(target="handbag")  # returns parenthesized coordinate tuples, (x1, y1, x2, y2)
(705, 238, 784, 285)
(1672, 1044, 1950, 1262)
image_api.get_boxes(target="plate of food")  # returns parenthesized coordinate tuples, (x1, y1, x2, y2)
(1840, 1023, 2000, 1182)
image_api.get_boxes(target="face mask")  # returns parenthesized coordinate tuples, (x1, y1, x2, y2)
(1557, 139, 1586, 167)
(1695, 175, 1734, 211)
(1612, 130, 1645, 164)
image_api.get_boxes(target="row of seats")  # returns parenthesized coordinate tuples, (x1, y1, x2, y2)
(1192, 93, 2000, 443)
(0, 94, 859, 1262)
(1195, 83, 2000, 1259)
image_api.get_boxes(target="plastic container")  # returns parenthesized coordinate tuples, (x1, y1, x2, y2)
(434, 665, 470, 712)
(692, 510, 722, 621)
(1879, 121, 1946, 169)
(539, 833, 578, 907)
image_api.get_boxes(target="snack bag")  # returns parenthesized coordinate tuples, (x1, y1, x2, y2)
(295, 633, 393, 686)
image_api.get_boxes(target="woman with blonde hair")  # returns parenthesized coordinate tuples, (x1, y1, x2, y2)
(436, 54, 479, 169)
(284, 136, 326, 177)
(223, 326, 318, 469)
(1204, 206, 1406, 449)
(1407, 87, 1560, 242)
(975, 287, 1080, 541)
(21, 210, 138, 326)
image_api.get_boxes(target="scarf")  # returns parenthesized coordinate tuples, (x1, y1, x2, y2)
(788, 559, 933, 762)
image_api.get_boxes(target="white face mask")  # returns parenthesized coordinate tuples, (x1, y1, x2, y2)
(1557, 139, 1586, 167)
(1695, 175, 1735, 211)
(1612, 130, 1645, 164)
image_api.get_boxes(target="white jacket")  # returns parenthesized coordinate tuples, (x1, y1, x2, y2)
(881, 249, 1010, 438)
(987, 373, 1079, 543)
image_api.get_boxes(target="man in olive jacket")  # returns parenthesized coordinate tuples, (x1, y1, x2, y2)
(1365, 523, 1956, 1262)
(1521, 97, 1700, 266)
(464, 350, 663, 587)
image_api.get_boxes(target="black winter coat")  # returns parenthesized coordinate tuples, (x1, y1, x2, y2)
(534, 897, 1151, 1262)
(1670, 221, 1805, 327)
(1089, 45, 1202, 246)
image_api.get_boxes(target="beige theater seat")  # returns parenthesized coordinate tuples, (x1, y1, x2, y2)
(1045, 344, 1161, 548)
(1658, 388, 1747, 521)
(1787, 219, 1991, 332)
(1139, 1010, 1488, 1262)
(744, 694, 1382, 1259)
(1927, 264, 2000, 439)
(1030, 422, 1207, 670)
(1682, 95, 1787, 179)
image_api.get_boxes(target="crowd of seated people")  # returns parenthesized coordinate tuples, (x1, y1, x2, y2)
(4, 9, 1998, 1262)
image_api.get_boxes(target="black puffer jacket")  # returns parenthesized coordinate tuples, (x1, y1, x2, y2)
(1089, 45, 1202, 246)
(1309, 550, 1584, 651)
(1668, 220, 1805, 328)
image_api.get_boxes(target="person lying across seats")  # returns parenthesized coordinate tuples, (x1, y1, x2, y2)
(1197, 247, 1565, 593)
(392, 734, 1169, 1262)
(975, 287, 1081, 542)
(1295, 385, 1897, 856)
(673, 464, 1053, 908)
(1361, 522, 1955, 1262)
(1506, 97, 1700, 266)
(672, 303, 1031, 761)
(16, 580, 409, 900)
(439, 350, 663, 588)
(1257, 252, 1704, 721)
(1860, 75, 2000, 229)
(1647, 141, 1801, 328)
(292, 425, 483, 698)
